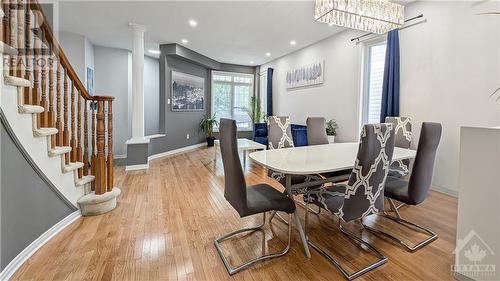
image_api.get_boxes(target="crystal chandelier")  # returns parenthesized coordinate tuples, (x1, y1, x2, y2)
(315, 0, 405, 34)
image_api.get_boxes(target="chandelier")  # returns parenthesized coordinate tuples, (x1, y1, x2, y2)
(315, 0, 405, 34)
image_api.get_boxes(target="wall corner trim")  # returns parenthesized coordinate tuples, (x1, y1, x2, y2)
(0, 211, 81, 281)
(125, 163, 150, 171)
(148, 142, 207, 162)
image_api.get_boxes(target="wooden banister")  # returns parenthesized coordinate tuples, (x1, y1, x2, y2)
(2, 0, 115, 194)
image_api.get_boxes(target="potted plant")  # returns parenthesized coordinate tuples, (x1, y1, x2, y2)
(200, 114, 218, 147)
(247, 96, 266, 124)
(326, 119, 338, 143)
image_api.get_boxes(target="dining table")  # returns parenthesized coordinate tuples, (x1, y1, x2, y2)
(249, 142, 417, 258)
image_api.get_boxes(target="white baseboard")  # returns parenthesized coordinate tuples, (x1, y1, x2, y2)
(125, 163, 149, 171)
(0, 211, 81, 281)
(148, 143, 207, 161)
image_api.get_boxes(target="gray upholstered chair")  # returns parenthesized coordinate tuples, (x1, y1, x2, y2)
(362, 122, 442, 252)
(307, 116, 351, 185)
(267, 116, 323, 195)
(304, 123, 395, 280)
(385, 117, 412, 178)
(214, 119, 296, 275)
(306, 117, 329, 145)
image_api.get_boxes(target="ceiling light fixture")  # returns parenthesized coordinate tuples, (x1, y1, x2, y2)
(290, 40, 296, 45)
(189, 19, 197, 27)
(148, 50, 160, 55)
(315, 0, 404, 34)
(181, 39, 188, 44)
(265, 52, 271, 57)
(250, 61, 255, 64)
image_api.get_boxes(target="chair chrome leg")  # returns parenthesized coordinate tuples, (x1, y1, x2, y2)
(269, 197, 320, 226)
(361, 198, 438, 252)
(214, 212, 293, 275)
(304, 203, 387, 280)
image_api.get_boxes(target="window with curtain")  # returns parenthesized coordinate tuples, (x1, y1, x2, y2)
(362, 41, 387, 124)
(212, 71, 254, 131)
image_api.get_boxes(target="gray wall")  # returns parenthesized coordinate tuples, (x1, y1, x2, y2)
(94, 46, 131, 157)
(1, 122, 74, 271)
(149, 44, 256, 156)
(150, 55, 209, 155)
(144, 56, 160, 136)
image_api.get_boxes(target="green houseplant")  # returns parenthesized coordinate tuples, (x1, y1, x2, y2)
(200, 114, 218, 147)
(326, 119, 338, 143)
(247, 96, 266, 123)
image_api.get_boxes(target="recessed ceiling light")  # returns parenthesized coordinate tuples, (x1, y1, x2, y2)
(181, 39, 188, 44)
(265, 52, 271, 57)
(290, 40, 296, 45)
(250, 61, 255, 64)
(148, 49, 160, 55)
(189, 20, 197, 27)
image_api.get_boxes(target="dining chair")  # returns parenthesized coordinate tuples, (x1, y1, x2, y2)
(307, 116, 351, 185)
(267, 116, 323, 219)
(385, 117, 412, 178)
(362, 122, 442, 251)
(214, 118, 296, 275)
(306, 117, 329, 145)
(304, 123, 395, 280)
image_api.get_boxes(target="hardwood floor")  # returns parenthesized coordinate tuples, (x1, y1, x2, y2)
(11, 147, 458, 281)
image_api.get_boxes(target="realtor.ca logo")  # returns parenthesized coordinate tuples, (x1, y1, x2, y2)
(452, 230, 496, 279)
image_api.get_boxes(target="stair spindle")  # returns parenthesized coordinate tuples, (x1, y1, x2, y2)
(8, 0, 16, 77)
(83, 99, 89, 176)
(40, 27, 48, 127)
(77, 93, 82, 177)
(63, 71, 69, 163)
(55, 59, 62, 146)
(32, 9, 40, 121)
(16, 0, 24, 78)
(24, 1, 31, 104)
(91, 101, 96, 191)
(70, 83, 76, 162)
(1, 1, 9, 52)
(48, 49, 55, 147)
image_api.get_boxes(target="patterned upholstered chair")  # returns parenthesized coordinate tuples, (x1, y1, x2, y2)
(304, 123, 395, 280)
(386, 117, 412, 178)
(214, 119, 295, 275)
(362, 122, 442, 252)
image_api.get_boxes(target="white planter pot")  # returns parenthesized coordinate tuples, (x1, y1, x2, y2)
(328, 135, 335, 143)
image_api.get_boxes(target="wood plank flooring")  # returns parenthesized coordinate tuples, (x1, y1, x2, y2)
(11, 147, 458, 281)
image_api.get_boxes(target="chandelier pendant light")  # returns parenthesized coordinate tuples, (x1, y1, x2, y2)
(315, 0, 405, 34)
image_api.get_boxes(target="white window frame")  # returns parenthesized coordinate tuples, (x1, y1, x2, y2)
(361, 38, 387, 125)
(211, 71, 255, 132)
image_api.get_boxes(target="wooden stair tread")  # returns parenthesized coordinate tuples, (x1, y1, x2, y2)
(19, 104, 44, 114)
(62, 162, 84, 173)
(75, 175, 95, 186)
(48, 146, 72, 157)
(33, 127, 58, 137)
(4, 75, 32, 88)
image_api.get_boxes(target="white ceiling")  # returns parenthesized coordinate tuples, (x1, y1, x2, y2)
(58, 1, 347, 65)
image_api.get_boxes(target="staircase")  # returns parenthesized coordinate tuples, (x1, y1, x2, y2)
(1, 0, 120, 215)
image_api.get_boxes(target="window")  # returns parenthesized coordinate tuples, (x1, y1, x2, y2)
(362, 40, 387, 124)
(212, 71, 254, 131)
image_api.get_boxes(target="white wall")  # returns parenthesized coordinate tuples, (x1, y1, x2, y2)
(261, 1, 500, 194)
(261, 29, 365, 143)
(59, 31, 94, 88)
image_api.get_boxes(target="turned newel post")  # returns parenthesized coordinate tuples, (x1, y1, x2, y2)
(106, 100, 113, 191)
(95, 100, 106, 195)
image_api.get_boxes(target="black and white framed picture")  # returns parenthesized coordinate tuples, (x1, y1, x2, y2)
(171, 71, 205, 111)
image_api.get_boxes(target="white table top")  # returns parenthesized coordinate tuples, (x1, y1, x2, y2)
(215, 138, 266, 151)
(249, 142, 416, 175)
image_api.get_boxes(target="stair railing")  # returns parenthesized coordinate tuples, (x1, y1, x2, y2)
(1, 0, 114, 195)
